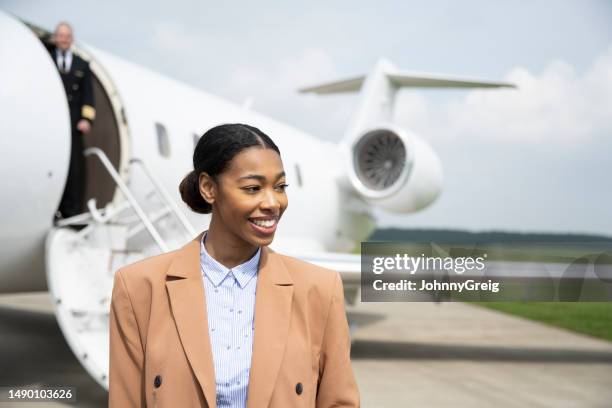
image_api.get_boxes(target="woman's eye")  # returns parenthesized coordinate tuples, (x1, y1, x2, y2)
(243, 184, 288, 193)
(243, 186, 261, 193)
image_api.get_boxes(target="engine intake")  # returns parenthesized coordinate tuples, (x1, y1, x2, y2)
(354, 129, 407, 191)
(345, 124, 442, 213)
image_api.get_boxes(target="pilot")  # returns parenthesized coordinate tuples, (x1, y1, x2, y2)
(48, 22, 96, 222)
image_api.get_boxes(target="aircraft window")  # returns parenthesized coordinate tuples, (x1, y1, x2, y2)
(193, 133, 200, 149)
(155, 122, 171, 158)
(295, 164, 303, 187)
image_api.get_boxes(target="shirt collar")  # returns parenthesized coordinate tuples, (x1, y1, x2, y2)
(200, 231, 261, 288)
(56, 48, 72, 57)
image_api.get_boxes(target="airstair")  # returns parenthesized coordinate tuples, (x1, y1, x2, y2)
(45, 147, 196, 390)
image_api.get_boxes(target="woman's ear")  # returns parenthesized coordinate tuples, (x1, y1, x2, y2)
(198, 172, 216, 205)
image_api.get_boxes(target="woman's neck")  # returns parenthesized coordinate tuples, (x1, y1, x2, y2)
(204, 220, 259, 269)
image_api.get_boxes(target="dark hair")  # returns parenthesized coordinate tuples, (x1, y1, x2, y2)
(179, 123, 281, 214)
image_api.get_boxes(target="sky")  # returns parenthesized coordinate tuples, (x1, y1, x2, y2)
(4, 0, 612, 235)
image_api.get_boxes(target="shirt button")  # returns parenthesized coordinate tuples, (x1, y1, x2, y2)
(214, 288, 219, 293)
(211, 327, 216, 332)
(230, 308, 234, 312)
(237, 346, 240, 350)
(226, 345, 231, 350)
(238, 310, 242, 314)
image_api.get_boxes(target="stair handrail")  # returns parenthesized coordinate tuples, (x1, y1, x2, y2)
(83, 147, 169, 252)
(129, 158, 197, 239)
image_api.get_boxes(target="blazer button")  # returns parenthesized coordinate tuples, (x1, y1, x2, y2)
(295, 382, 303, 395)
(154, 375, 162, 388)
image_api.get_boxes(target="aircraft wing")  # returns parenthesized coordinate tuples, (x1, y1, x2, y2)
(283, 250, 362, 286)
(285, 246, 612, 285)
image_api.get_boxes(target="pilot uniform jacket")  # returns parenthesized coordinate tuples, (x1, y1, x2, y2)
(108, 231, 360, 407)
(46, 45, 96, 126)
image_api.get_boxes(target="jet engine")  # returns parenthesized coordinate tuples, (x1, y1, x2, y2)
(344, 123, 443, 213)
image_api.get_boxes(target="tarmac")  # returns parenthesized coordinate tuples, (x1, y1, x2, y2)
(350, 301, 612, 407)
(0, 293, 611, 407)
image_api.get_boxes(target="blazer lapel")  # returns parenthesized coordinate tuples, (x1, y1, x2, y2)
(247, 246, 294, 408)
(165, 231, 217, 408)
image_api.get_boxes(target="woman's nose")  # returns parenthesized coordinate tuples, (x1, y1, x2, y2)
(260, 189, 280, 210)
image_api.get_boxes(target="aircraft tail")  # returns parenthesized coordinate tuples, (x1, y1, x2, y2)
(299, 58, 515, 143)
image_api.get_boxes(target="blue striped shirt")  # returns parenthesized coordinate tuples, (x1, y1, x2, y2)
(200, 232, 261, 408)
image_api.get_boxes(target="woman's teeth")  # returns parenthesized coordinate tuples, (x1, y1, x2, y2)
(251, 219, 275, 228)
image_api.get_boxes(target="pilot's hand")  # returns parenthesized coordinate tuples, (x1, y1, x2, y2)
(77, 119, 92, 134)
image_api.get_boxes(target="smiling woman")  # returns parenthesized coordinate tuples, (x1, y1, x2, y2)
(108, 123, 360, 407)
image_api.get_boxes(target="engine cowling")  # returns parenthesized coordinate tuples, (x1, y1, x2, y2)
(344, 123, 443, 213)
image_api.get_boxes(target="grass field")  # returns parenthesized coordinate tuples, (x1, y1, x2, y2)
(475, 302, 612, 342)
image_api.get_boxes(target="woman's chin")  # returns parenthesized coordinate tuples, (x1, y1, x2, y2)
(250, 234, 274, 247)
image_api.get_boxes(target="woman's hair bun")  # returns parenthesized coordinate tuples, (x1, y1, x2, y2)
(179, 170, 212, 214)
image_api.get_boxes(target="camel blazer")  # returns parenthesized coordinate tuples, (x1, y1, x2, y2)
(108, 231, 360, 407)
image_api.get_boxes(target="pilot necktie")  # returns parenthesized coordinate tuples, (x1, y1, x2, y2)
(60, 51, 66, 73)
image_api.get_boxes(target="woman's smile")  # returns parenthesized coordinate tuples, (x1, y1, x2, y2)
(248, 216, 278, 235)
